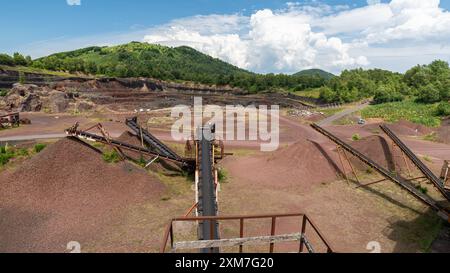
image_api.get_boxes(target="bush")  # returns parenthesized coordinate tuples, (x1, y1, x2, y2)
(0, 89, 8, 97)
(0, 54, 15, 66)
(217, 168, 228, 182)
(352, 134, 362, 141)
(417, 84, 441, 103)
(34, 143, 47, 153)
(373, 85, 404, 104)
(435, 102, 450, 116)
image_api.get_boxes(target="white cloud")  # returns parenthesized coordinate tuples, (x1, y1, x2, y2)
(67, 0, 81, 6)
(365, 0, 450, 44)
(367, 0, 381, 5)
(144, 8, 368, 74)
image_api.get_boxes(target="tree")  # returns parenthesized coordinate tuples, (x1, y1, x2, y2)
(0, 54, 15, 66)
(319, 86, 335, 102)
(13, 52, 27, 66)
(25, 56, 33, 66)
(417, 84, 440, 103)
(373, 85, 404, 104)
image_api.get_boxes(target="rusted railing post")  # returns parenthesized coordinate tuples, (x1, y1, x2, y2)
(170, 223, 174, 250)
(270, 217, 277, 253)
(239, 218, 244, 253)
(300, 215, 307, 253)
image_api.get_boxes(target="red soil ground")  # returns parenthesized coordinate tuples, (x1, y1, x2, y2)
(0, 137, 166, 253)
(218, 120, 449, 253)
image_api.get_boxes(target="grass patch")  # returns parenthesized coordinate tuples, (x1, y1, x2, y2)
(415, 185, 429, 194)
(0, 146, 15, 166)
(362, 100, 442, 127)
(292, 89, 321, 99)
(410, 213, 443, 252)
(0, 65, 77, 77)
(333, 116, 355, 125)
(423, 132, 438, 142)
(422, 155, 433, 163)
(0, 145, 33, 166)
(102, 150, 121, 163)
(34, 143, 47, 153)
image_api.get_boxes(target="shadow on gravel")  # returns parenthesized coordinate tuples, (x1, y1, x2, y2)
(387, 208, 446, 253)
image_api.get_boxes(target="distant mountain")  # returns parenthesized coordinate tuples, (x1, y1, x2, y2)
(294, 69, 335, 80)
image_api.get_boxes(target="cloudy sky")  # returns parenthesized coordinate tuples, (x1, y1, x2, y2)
(1, 0, 450, 74)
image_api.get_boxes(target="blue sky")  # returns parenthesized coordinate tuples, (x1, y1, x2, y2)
(2, 0, 450, 74)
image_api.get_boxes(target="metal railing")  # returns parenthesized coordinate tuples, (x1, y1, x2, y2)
(161, 213, 334, 253)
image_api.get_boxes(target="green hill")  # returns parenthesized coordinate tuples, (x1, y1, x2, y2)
(28, 42, 328, 92)
(294, 69, 335, 80)
(33, 42, 252, 84)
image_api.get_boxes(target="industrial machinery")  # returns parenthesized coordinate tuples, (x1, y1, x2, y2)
(311, 123, 450, 222)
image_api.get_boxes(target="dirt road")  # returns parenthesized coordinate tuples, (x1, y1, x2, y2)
(318, 102, 370, 126)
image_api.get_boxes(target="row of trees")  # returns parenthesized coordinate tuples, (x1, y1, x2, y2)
(319, 60, 450, 104)
(0, 53, 33, 67)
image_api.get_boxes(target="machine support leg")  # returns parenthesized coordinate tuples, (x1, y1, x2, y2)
(337, 146, 349, 184)
(343, 149, 360, 184)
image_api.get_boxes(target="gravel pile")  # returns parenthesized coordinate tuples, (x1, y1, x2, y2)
(0, 137, 165, 252)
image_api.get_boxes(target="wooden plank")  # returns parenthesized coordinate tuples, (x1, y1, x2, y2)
(172, 233, 302, 251)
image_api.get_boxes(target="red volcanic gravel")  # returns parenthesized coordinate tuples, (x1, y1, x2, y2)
(349, 135, 408, 172)
(0, 137, 165, 253)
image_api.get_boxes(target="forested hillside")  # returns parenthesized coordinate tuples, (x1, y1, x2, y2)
(0, 42, 327, 93)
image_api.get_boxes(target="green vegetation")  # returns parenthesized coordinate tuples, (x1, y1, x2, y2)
(422, 155, 433, 163)
(318, 107, 344, 117)
(319, 68, 404, 103)
(12, 42, 327, 92)
(319, 60, 450, 105)
(362, 100, 443, 127)
(0, 145, 31, 166)
(416, 185, 429, 194)
(423, 132, 438, 142)
(0, 52, 32, 66)
(102, 150, 121, 163)
(0, 146, 15, 166)
(352, 134, 362, 141)
(435, 101, 450, 116)
(293, 89, 321, 99)
(0, 89, 8, 97)
(217, 168, 228, 183)
(294, 69, 335, 80)
(34, 143, 47, 153)
(0, 64, 75, 77)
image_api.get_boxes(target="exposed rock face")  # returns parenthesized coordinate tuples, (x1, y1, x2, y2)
(19, 93, 42, 112)
(48, 91, 70, 113)
(2, 84, 43, 111)
(0, 83, 87, 113)
(76, 101, 95, 112)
